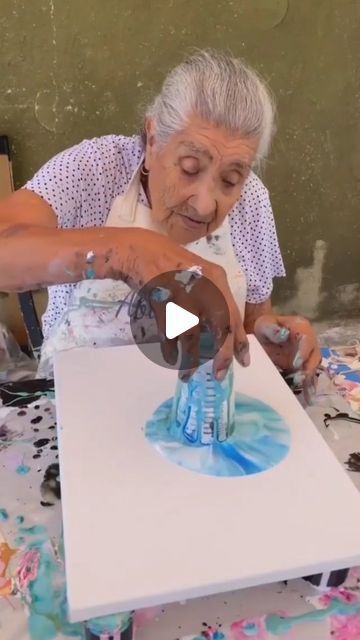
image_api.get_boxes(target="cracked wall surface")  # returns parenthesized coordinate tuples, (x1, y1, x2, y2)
(1, 0, 359, 324)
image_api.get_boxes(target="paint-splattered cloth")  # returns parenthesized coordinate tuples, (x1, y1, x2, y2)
(1, 372, 360, 640)
(321, 343, 360, 415)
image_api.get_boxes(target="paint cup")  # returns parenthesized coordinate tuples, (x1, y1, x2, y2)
(170, 332, 235, 446)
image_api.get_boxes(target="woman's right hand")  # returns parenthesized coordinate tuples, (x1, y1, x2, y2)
(117, 228, 249, 381)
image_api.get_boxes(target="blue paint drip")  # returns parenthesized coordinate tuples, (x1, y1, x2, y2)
(213, 632, 226, 639)
(29, 613, 58, 640)
(85, 268, 97, 279)
(18, 525, 131, 640)
(19, 525, 47, 536)
(16, 464, 31, 475)
(0, 508, 9, 521)
(15, 515, 25, 524)
(25, 537, 85, 640)
(15, 536, 26, 546)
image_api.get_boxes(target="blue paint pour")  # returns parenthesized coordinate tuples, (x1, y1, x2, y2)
(146, 390, 290, 477)
(16, 463, 31, 475)
(0, 508, 9, 521)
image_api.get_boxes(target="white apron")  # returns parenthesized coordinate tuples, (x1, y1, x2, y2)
(38, 158, 247, 377)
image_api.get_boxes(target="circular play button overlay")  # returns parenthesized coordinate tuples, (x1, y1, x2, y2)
(129, 269, 230, 371)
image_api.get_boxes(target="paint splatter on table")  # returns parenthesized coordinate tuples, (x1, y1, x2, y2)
(321, 342, 360, 415)
(1, 360, 360, 640)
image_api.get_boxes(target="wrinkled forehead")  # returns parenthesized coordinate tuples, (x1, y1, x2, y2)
(178, 139, 254, 173)
(161, 117, 259, 169)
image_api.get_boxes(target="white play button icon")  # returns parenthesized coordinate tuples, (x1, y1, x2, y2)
(165, 302, 199, 340)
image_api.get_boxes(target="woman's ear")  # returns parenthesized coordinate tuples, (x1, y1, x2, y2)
(144, 119, 156, 170)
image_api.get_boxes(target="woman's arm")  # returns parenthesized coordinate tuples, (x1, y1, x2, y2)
(244, 299, 272, 333)
(0, 189, 145, 291)
(0, 189, 250, 377)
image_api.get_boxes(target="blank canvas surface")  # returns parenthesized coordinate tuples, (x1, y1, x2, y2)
(55, 337, 360, 623)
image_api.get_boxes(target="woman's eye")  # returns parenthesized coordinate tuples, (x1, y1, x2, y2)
(181, 158, 199, 176)
(182, 166, 199, 176)
(223, 172, 242, 188)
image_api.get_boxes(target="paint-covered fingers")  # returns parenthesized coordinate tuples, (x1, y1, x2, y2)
(179, 326, 200, 382)
(255, 313, 322, 404)
(302, 344, 322, 405)
(254, 314, 319, 373)
(213, 305, 249, 380)
(150, 298, 179, 366)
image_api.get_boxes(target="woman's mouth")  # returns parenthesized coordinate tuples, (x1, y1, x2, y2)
(176, 212, 207, 230)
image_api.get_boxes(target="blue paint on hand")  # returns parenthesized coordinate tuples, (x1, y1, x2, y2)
(151, 287, 171, 302)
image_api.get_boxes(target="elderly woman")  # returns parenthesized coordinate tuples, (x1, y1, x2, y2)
(0, 50, 319, 390)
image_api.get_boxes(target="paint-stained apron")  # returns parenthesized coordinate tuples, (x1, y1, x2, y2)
(38, 158, 247, 377)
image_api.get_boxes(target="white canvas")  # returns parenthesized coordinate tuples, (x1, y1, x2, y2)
(55, 336, 360, 623)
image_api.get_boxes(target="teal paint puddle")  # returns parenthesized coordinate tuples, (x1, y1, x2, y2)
(265, 598, 360, 635)
(0, 508, 9, 521)
(14, 522, 130, 640)
(16, 463, 31, 475)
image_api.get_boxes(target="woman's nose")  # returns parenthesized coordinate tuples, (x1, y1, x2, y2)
(188, 185, 217, 220)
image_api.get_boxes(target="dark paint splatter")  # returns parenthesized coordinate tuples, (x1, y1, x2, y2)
(34, 438, 50, 448)
(17, 410, 27, 416)
(346, 452, 360, 473)
(50, 445, 58, 450)
(324, 412, 360, 428)
(31, 416, 43, 425)
(40, 463, 61, 505)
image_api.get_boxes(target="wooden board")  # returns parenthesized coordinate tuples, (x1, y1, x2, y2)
(55, 336, 360, 623)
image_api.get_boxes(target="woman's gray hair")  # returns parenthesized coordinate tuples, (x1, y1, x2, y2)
(144, 50, 276, 165)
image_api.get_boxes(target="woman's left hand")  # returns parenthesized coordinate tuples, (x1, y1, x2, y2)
(253, 314, 322, 403)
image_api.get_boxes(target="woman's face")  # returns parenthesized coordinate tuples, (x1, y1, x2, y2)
(144, 115, 259, 244)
